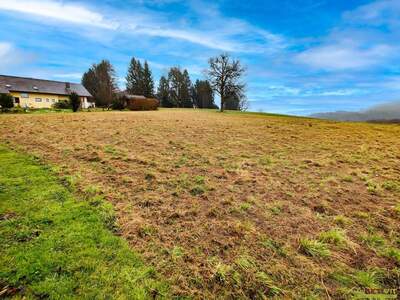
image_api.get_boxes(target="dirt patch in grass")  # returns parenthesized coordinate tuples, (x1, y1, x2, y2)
(1, 109, 400, 298)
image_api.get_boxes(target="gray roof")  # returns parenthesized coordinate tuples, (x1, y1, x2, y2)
(118, 91, 146, 100)
(0, 75, 92, 97)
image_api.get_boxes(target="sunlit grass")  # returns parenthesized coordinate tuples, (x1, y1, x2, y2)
(0, 146, 168, 298)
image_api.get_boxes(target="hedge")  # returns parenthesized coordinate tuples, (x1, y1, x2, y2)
(126, 98, 159, 111)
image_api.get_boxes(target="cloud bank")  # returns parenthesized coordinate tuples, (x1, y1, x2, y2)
(311, 101, 400, 121)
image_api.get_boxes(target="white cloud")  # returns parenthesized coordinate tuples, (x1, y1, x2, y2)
(0, 42, 12, 59)
(0, 0, 286, 53)
(0, 42, 34, 71)
(0, 0, 118, 29)
(296, 41, 394, 71)
(265, 85, 301, 97)
(131, 26, 236, 52)
(252, 82, 365, 98)
(316, 89, 363, 96)
(343, 0, 400, 28)
(53, 73, 83, 80)
(294, 0, 400, 72)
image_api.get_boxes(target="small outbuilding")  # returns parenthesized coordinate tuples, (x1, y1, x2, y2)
(118, 92, 159, 111)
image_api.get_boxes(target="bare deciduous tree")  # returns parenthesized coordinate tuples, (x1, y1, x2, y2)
(206, 53, 245, 112)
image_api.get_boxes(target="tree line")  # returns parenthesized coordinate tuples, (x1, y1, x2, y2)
(81, 53, 247, 112)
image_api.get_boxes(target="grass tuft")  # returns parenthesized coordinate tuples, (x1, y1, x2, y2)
(382, 180, 400, 192)
(359, 233, 385, 248)
(319, 229, 347, 246)
(260, 237, 287, 257)
(353, 270, 382, 289)
(299, 238, 331, 258)
(384, 248, 400, 264)
(394, 204, 400, 215)
(333, 215, 351, 226)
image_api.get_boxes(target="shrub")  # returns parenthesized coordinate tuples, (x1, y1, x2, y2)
(69, 92, 80, 112)
(10, 107, 26, 114)
(0, 93, 14, 111)
(111, 96, 127, 110)
(126, 98, 159, 111)
(53, 100, 71, 109)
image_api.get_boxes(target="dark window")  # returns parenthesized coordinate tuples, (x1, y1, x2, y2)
(14, 97, 20, 104)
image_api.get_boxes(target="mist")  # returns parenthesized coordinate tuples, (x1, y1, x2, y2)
(311, 101, 400, 122)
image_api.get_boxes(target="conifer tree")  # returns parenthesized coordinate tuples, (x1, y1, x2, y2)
(126, 57, 144, 95)
(143, 61, 155, 98)
(82, 60, 118, 108)
(157, 76, 173, 107)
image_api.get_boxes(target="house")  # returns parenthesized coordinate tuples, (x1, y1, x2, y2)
(0, 75, 93, 109)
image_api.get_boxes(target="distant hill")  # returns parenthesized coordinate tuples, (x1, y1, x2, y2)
(311, 101, 400, 122)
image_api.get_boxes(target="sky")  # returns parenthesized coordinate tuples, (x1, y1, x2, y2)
(0, 0, 400, 115)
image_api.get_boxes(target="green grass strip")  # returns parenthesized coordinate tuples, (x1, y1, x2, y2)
(0, 146, 168, 299)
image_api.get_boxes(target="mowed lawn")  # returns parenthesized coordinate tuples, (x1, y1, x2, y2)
(0, 109, 400, 299)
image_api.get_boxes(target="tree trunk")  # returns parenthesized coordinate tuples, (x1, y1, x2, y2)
(220, 86, 225, 112)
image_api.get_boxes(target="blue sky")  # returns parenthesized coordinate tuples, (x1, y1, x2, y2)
(0, 0, 400, 115)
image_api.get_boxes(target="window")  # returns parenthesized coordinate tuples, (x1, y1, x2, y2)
(46, 98, 50, 102)
(21, 93, 28, 98)
(35, 98, 42, 102)
(14, 97, 20, 104)
(52, 99, 56, 103)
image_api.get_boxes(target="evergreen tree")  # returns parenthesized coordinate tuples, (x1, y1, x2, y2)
(126, 57, 144, 95)
(157, 76, 173, 107)
(167, 67, 192, 108)
(192, 80, 216, 109)
(0, 94, 14, 111)
(82, 60, 118, 108)
(69, 92, 81, 112)
(168, 67, 182, 107)
(143, 61, 155, 98)
(181, 69, 193, 108)
(81, 68, 97, 102)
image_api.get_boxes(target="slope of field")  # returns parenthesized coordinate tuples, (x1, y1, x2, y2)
(0, 109, 399, 299)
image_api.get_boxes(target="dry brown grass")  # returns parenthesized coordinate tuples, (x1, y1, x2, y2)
(1, 109, 399, 299)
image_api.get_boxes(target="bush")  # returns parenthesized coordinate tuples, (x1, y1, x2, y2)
(69, 92, 80, 112)
(111, 96, 127, 110)
(0, 94, 14, 112)
(126, 98, 159, 111)
(10, 107, 26, 114)
(53, 100, 71, 109)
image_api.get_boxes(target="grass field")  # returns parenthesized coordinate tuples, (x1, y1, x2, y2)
(0, 109, 399, 299)
(0, 146, 167, 298)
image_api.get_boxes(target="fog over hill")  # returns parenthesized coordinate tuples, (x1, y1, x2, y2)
(311, 101, 400, 122)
